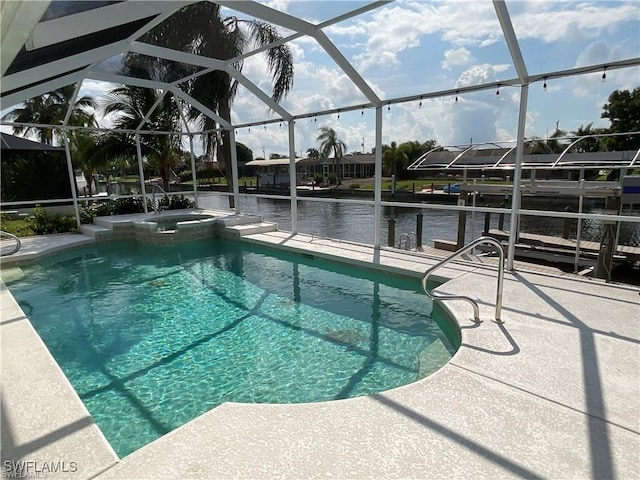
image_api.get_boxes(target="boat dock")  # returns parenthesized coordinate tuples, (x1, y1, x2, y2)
(487, 229, 640, 268)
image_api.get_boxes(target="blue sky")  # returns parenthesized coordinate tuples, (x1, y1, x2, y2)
(225, 0, 639, 158)
(4, 0, 639, 159)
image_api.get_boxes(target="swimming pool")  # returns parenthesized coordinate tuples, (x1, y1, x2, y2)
(8, 239, 460, 457)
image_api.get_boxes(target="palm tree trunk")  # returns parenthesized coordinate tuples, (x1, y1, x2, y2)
(84, 172, 93, 197)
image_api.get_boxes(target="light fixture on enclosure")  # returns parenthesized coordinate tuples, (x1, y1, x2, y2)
(454, 91, 459, 103)
(387, 103, 391, 112)
(337, 109, 340, 120)
(361, 108, 364, 116)
(418, 97, 423, 108)
(543, 77, 547, 91)
(601, 67, 607, 82)
(496, 84, 500, 96)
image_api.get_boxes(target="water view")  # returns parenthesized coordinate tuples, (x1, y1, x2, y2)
(196, 193, 640, 248)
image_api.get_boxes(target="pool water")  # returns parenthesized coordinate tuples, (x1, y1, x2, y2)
(9, 239, 459, 457)
(153, 214, 211, 231)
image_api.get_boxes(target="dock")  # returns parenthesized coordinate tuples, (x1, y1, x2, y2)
(486, 229, 640, 267)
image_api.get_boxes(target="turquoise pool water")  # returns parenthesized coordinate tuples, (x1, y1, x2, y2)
(9, 239, 459, 457)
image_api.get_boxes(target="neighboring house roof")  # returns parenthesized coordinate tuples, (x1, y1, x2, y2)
(0, 132, 64, 151)
(245, 158, 304, 167)
(343, 154, 375, 164)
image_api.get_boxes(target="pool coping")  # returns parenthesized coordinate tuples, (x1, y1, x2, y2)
(1, 227, 639, 479)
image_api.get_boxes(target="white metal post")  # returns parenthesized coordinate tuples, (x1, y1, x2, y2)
(189, 134, 198, 208)
(374, 106, 383, 248)
(135, 134, 148, 213)
(229, 128, 240, 213)
(575, 178, 585, 273)
(507, 84, 529, 271)
(62, 132, 81, 228)
(288, 120, 298, 233)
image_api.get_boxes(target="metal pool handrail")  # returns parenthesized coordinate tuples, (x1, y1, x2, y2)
(0, 231, 22, 256)
(421, 236, 505, 323)
(398, 232, 416, 251)
(151, 184, 171, 214)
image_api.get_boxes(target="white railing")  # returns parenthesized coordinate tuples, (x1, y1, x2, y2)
(421, 237, 505, 323)
(0, 231, 22, 256)
(151, 184, 171, 214)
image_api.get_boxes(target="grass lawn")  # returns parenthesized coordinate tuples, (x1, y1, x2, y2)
(354, 178, 499, 191)
(182, 176, 256, 186)
(0, 218, 35, 237)
(113, 176, 142, 183)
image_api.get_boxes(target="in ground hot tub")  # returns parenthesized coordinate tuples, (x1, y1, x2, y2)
(134, 213, 217, 244)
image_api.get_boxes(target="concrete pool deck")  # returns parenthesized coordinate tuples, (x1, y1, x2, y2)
(1, 227, 638, 479)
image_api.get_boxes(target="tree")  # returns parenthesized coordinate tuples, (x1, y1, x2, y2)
(236, 142, 253, 164)
(601, 87, 640, 150)
(317, 127, 346, 184)
(382, 141, 409, 178)
(571, 123, 605, 153)
(398, 140, 436, 163)
(2, 85, 94, 145)
(69, 132, 106, 197)
(306, 148, 320, 160)
(122, 3, 294, 205)
(103, 85, 182, 190)
(546, 128, 568, 154)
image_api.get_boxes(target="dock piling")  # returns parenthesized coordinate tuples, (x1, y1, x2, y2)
(388, 218, 396, 247)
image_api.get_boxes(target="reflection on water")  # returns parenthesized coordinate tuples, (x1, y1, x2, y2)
(196, 193, 640, 247)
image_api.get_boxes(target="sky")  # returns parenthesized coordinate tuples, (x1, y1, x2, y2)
(2, 0, 639, 159)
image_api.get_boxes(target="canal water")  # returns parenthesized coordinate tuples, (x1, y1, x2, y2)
(196, 193, 640, 248)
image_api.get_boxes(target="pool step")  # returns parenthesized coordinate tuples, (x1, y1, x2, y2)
(79, 224, 112, 239)
(225, 222, 278, 237)
(418, 338, 451, 379)
(0, 266, 25, 284)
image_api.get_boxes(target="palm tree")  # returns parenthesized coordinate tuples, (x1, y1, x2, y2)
(546, 127, 568, 154)
(571, 123, 603, 153)
(306, 148, 320, 160)
(2, 85, 95, 145)
(317, 127, 346, 184)
(121, 3, 294, 205)
(102, 85, 182, 190)
(70, 132, 101, 197)
(382, 141, 409, 178)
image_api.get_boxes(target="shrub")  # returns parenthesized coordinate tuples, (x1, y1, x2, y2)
(327, 174, 337, 185)
(29, 206, 77, 234)
(95, 201, 115, 217)
(160, 194, 196, 210)
(313, 174, 325, 185)
(80, 204, 97, 224)
(80, 195, 195, 225)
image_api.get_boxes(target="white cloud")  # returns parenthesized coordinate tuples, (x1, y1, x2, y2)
(263, 0, 292, 13)
(441, 47, 473, 71)
(328, 1, 501, 72)
(512, 2, 638, 44)
(326, 0, 636, 78)
(456, 64, 511, 88)
(572, 41, 637, 97)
